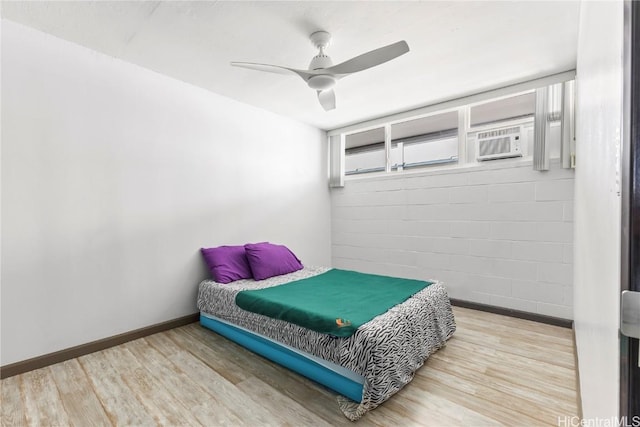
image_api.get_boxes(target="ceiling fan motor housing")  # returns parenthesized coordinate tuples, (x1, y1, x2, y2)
(309, 53, 333, 70)
(307, 52, 336, 90)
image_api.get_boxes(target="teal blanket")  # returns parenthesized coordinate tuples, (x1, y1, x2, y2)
(235, 269, 433, 337)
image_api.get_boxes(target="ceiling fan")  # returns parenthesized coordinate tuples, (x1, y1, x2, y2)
(230, 31, 409, 111)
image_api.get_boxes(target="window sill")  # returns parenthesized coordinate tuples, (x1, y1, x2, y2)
(340, 156, 568, 185)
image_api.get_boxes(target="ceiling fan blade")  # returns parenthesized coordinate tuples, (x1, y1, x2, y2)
(318, 89, 336, 111)
(230, 62, 313, 81)
(325, 40, 409, 75)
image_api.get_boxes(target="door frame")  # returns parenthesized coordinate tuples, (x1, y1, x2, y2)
(620, 0, 639, 419)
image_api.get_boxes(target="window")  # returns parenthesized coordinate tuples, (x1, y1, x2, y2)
(468, 91, 536, 161)
(390, 111, 459, 171)
(345, 127, 385, 175)
(331, 74, 576, 181)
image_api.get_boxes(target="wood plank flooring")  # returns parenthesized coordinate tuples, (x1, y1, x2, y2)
(1, 307, 579, 426)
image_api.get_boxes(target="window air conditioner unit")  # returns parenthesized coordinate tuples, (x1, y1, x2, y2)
(476, 126, 523, 161)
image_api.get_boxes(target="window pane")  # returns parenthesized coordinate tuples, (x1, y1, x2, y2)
(345, 127, 385, 175)
(469, 92, 535, 127)
(390, 111, 458, 170)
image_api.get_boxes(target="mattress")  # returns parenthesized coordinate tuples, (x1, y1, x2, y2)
(197, 266, 456, 420)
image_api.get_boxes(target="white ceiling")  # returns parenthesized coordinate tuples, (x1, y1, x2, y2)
(1, 1, 580, 131)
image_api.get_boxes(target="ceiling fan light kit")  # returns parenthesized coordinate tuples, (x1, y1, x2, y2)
(307, 75, 336, 91)
(231, 31, 409, 112)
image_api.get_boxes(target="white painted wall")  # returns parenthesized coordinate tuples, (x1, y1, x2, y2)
(332, 158, 574, 319)
(573, 1, 623, 419)
(0, 20, 331, 366)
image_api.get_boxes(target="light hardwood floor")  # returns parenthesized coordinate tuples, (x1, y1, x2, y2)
(1, 307, 579, 426)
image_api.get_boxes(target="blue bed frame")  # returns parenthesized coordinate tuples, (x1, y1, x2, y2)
(199, 314, 364, 402)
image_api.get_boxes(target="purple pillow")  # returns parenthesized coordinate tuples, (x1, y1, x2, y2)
(200, 246, 253, 284)
(244, 242, 303, 280)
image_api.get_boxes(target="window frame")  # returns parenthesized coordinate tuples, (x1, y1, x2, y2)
(331, 71, 576, 181)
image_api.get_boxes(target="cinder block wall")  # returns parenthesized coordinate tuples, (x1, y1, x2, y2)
(331, 159, 574, 319)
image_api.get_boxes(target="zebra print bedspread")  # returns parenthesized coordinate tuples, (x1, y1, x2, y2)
(196, 266, 456, 420)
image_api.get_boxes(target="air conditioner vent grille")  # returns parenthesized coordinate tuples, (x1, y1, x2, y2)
(477, 126, 521, 140)
(478, 137, 512, 157)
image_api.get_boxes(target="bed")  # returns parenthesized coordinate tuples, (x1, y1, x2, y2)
(197, 265, 456, 420)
